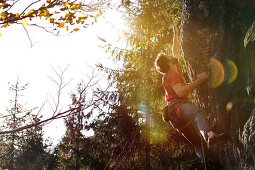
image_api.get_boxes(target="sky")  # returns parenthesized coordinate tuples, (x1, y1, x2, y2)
(0, 7, 127, 145)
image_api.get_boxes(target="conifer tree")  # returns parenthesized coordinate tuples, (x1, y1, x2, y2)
(0, 80, 47, 169)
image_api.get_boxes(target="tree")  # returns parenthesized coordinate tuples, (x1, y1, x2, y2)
(0, 80, 47, 170)
(81, 89, 145, 169)
(98, 0, 202, 169)
(58, 90, 88, 169)
(56, 69, 114, 169)
(181, 0, 255, 169)
(0, 66, 109, 136)
(45, 147, 60, 170)
(15, 123, 47, 170)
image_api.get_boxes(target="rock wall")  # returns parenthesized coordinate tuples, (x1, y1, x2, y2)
(181, 0, 255, 168)
(181, 0, 255, 133)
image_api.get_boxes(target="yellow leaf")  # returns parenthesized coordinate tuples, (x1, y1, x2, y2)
(58, 22, 65, 28)
(22, 18, 29, 26)
(0, 12, 7, 20)
(71, 4, 81, 10)
(0, 32, 1, 37)
(79, 14, 88, 20)
(15, 13, 20, 17)
(46, 13, 50, 19)
(49, 18, 54, 24)
(39, 8, 49, 16)
(57, 30, 60, 35)
(47, 0, 51, 3)
(2, 22, 10, 28)
(66, 26, 68, 31)
(141, 3, 147, 6)
(73, 28, 80, 31)
(63, 2, 68, 8)
(71, 5, 77, 9)
(24, 9, 34, 16)
(95, 13, 100, 19)
(99, 9, 103, 15)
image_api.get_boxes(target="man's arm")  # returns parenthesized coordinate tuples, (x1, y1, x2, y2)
(172, 73, 208, 97)
(172, 21, 180, 60)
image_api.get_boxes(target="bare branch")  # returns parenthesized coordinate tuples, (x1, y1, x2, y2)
(7, 0, 20, 11)
(35, 99, 47, 116)
(29, 24, 55, 35)
(20, 0, 42, 16)
(22, 25, 34, 48)
(0, 83, 110, 135)
(0, 65, 113, 135)
(0, 114, 11, 119)
(47, 65, 72, 117)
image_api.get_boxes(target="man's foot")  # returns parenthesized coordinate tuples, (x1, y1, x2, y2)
(207, 132, 226, 146)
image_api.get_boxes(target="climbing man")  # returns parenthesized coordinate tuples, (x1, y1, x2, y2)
(155, 21, 224, 159)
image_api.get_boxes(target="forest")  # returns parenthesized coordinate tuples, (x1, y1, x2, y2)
(0, 0, 254, 169)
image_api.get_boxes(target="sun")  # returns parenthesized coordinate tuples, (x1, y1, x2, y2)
(95, 9, 127, 46)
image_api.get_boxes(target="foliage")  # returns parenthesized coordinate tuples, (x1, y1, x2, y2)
(45, 147, 60, 170)
(95, 0, 202, 168)
(15, 125, 47, 170)
(0, 0, 110, 36)
(91, 95, 144, 169)
(58, 92, 87, 169)
(71, 89, 146, 169)
(0, 80, 48, 169)
(56, 76, 111, 169)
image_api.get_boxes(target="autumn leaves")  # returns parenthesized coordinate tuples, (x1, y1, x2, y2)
(0, 0, 105, 36)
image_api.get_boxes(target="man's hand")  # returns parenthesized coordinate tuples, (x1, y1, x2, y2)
(196, 72, 208, 84)
(172, 72, 208, 98)
(173, 20, 178, 32)
(172, 72, 208, 97)
(172, 20, 180, 59)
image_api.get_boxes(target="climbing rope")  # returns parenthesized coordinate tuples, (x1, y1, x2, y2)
(201, 134, 207, 170)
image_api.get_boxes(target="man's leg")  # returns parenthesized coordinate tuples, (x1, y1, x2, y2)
(178, 102, 211, 141)
(180, 122, 207, 159)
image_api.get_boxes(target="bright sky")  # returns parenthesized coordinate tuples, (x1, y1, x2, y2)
(0, 8, 126, 145)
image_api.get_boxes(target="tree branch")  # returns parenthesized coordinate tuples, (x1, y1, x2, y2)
(22, 25, 34, 48)
(20, 0, 42, 16)
(0, 66, 112, 135)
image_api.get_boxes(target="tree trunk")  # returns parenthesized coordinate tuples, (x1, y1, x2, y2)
(181, 0, 255, 169)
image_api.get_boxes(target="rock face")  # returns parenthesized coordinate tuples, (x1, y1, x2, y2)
(241, 108, 255, 168)
(181, 0, 255, 168)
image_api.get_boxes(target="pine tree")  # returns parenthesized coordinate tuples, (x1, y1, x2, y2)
(58, 89, 87, 169)
(98, 0, 197, 169)
(0, 80, 47, 170)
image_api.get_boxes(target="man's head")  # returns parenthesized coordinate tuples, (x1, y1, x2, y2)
(155, 53, 178, 74)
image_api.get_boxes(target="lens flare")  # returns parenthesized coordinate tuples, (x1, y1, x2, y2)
(209, 58, 225, 88)
(150, 129, 167, 144)
(226, 58, 238, 84)
(226, 102, 233, 111)
(138, 103, 147, 113)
